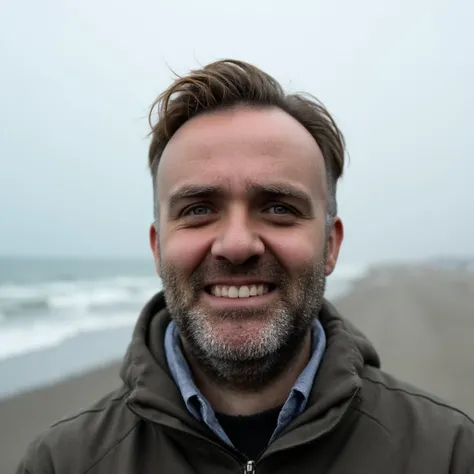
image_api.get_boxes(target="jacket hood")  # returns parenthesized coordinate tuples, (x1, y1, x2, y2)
(120, 292, 381, 446)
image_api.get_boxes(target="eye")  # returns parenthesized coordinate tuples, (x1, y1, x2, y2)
(266, 204, 294, 215)
(183, 205, 213, 217)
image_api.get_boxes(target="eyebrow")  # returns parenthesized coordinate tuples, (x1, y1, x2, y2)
(167, 182, 314, 210)
(167, 185, 224, 209)
(245, 182, 313, 207)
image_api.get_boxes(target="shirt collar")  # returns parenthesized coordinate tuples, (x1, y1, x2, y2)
(166, 317, 325, 407)
(290, 318, 326, 407)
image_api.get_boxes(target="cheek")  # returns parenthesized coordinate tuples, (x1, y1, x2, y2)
(266, 227, 325, 271)
(160, 229, 211, 275)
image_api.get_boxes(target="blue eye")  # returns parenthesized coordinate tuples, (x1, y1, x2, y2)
(268, 205, 292, 215)
(186, 206, 212, 216)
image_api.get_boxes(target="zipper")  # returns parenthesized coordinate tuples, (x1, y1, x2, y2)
(244, 460, 256, 473)
(128, 388, 359, 472)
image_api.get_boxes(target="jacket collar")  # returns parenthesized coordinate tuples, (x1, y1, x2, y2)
(121, 292, 380, 448)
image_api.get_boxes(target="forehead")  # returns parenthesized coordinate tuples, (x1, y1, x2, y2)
(156, 107, 327, 202)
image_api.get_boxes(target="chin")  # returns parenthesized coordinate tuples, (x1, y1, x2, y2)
(200, 316, 286, 360)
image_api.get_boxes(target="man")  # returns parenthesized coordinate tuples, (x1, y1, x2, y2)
(18, 60, 473, 473)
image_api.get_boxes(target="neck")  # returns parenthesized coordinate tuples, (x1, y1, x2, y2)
(183, 331, 312, 416)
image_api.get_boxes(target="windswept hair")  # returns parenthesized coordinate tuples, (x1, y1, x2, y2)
(148, 59, 345, 217)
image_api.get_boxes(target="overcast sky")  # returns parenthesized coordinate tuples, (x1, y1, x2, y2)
(0, 0, 472, 265)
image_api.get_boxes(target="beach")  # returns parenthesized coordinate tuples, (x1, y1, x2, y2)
(1, 264, 473, 473)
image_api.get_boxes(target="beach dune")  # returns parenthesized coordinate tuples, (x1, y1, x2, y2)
(1, 265, 473, 473)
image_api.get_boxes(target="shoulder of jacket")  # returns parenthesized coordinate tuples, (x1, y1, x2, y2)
(358, 365, 474, 435)
(19, 385, 140, 473)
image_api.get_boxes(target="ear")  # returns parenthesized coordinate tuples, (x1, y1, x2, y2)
(325, 217, 344, 276)
(149, 223, 161, 277)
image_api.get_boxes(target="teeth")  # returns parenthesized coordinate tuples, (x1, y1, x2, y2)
(210, 284, 270, 298)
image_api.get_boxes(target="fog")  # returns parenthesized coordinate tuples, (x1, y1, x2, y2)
(1, 0, 472, 264)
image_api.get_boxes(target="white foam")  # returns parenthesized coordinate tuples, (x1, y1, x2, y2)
(0, 276, 160, 314)
(49, 288, 137, 310)
(0, 312, 136, 361)
(0, 275, 161, 361)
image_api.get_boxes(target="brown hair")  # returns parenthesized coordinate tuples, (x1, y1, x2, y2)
(148, 59, 345, 218)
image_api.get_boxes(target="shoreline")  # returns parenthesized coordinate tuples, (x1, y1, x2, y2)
(0, 325, 134, 401)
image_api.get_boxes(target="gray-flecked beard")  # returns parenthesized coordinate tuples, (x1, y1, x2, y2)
(160, 253, 327, 391)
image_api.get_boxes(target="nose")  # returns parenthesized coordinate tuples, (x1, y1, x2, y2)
(211, 209, 265, 265)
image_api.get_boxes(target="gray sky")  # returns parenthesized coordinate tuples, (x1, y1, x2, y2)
(0, 0, 472, 265)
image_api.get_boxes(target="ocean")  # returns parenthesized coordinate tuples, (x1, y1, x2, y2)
(0, 257, 367, 399)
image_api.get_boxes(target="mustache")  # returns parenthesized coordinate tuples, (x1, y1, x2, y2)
(189, 260, 287, 289)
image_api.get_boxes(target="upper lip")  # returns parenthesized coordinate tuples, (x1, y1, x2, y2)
(205, 279, 274, 287)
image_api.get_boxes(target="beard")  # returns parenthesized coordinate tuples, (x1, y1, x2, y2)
(160, 251, 327, 391)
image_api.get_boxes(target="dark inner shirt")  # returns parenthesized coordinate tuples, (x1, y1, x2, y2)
(215, 405, 283, 460)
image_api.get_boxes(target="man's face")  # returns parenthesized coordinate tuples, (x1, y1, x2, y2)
(150, 106, 343, 389)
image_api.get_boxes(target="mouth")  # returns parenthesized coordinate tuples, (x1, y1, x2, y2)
(204, 283, 277, 299)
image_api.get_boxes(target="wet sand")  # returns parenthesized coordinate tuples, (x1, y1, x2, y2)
(2, 266, 473, 473)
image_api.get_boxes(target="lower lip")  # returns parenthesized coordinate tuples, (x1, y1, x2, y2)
(202, 290, 277, 308)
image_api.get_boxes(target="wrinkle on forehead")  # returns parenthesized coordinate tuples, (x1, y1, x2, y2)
(156, 107, 329, 205)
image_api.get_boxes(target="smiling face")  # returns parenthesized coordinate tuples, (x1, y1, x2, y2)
(150, 106, 343, 389)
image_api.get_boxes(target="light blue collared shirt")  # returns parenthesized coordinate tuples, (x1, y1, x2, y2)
(164, 318, 326, 447)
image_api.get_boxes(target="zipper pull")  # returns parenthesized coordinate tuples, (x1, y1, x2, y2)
(244, 460, 256, 473)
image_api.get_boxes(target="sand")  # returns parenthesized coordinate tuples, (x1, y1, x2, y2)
(334, 265, 474, 414)
(0, 362, 122, 473)
(1, 266, 473, 473)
